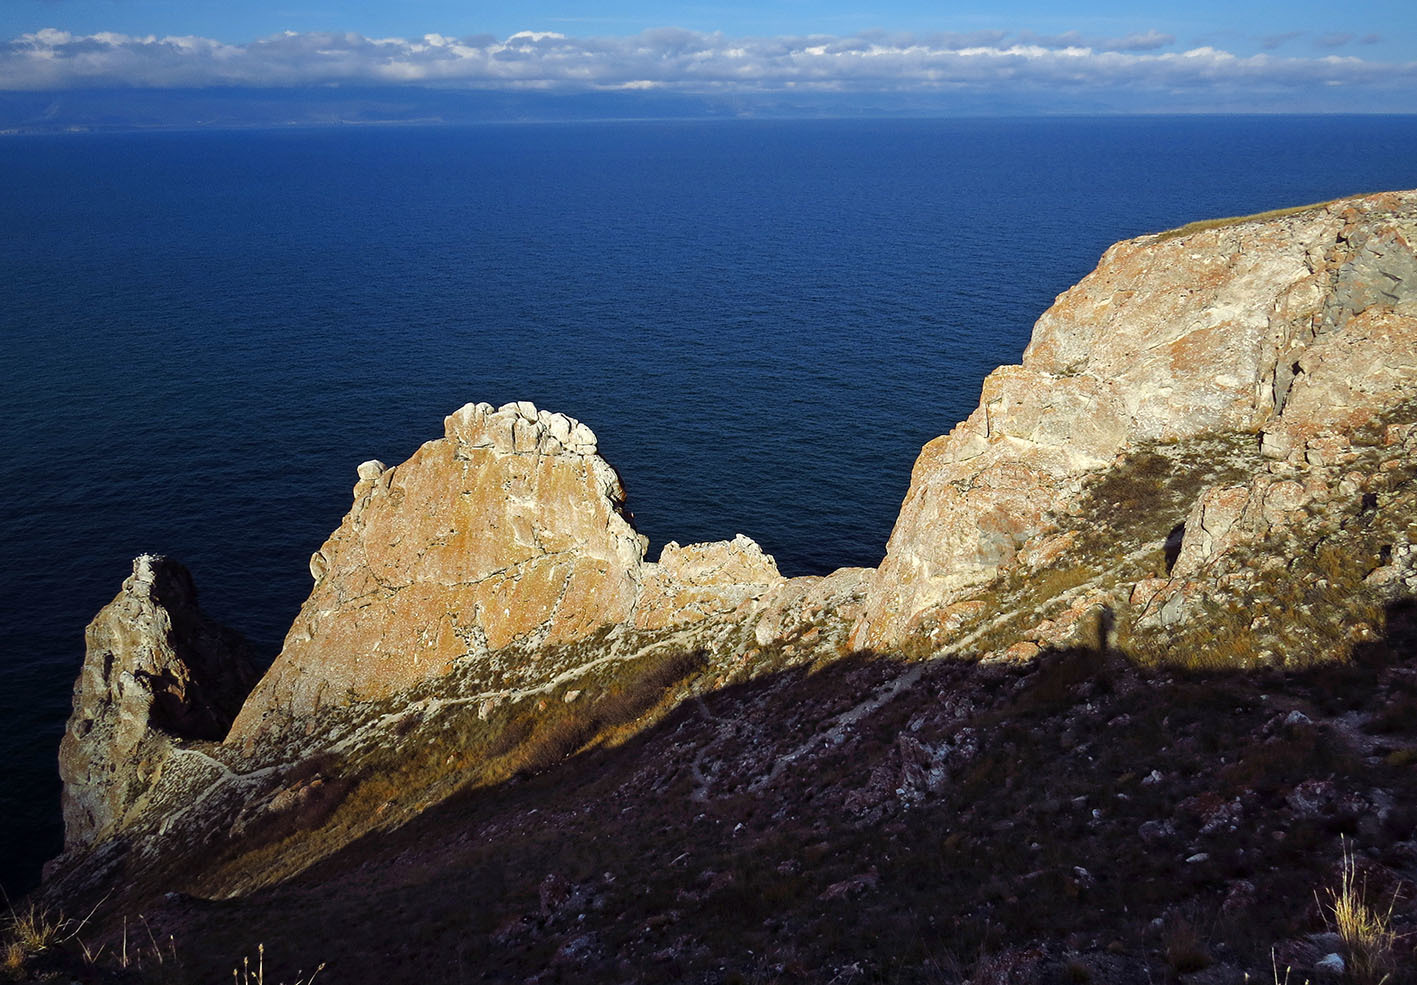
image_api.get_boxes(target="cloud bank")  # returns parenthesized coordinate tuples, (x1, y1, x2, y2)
(3, 26, 1414, 99)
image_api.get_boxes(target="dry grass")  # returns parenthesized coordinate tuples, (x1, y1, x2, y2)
(1122, 523, 1390, 673)
(1319, 841, 1404, 985)
(234, 943, 326, 985)
(1261, 949, 1312, 985)
(1, 896, 112, 977)
(1073, 434, 1261, 559)
(4, 902, 65, 955)
(1, 900, 94, 974)
(1150, 198, 1343, 243)
(1026, 563, 1099, 601)
(38, 627, 1417, 985)
(1162, 911, 1212, 974)
(191, 640, 716, 898)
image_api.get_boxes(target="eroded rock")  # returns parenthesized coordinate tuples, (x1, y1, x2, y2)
(58, 555, 256, 850)
(228, 403, 798, 743)
(229, 402, 648, 741)
(635, 535, 785, 631)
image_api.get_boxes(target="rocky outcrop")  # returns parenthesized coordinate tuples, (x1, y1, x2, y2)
(228, 402, 786, 744)
(1136, 418, 1417, 633)
(634, 535, 785, 632)
(49, 189, 1417, 900)
(853, 189, 1417, 648)
(58, 555, 256, 850)
(229, 402, 647, 741)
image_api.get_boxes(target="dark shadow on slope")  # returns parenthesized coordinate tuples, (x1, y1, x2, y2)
(31, 597, 1417, 985)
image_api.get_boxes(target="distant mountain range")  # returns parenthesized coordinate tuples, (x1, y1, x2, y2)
(4, 85, 1405, 132)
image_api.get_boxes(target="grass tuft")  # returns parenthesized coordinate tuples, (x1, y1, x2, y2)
(1, 896, 108, 977)
(233, 943, 326, 985)
(1319, 841, 1404, 985)
(1162, 911, 1212, 974)
(4, 902, 65, 955)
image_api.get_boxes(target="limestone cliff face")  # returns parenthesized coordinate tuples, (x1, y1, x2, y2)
(59, 555, 256, 850)
(854, 189, 1417, 648)
(228, 401, 786, 743)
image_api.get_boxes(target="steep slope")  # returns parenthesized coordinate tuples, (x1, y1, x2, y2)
(24, 189, 1417, 985)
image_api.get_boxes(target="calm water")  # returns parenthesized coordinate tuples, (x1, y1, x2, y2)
(4, 115, 1417, 894)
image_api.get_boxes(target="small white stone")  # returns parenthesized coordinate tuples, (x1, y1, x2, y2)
(1315, 953, 1345, 975)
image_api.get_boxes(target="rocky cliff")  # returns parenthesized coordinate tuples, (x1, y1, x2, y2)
(125, 188, 1417, 763)
(854, 190, 1417, 647)
(58, 555, 256, 851)
(28, 190, 1417, 985)
(227, 399, 791, 746)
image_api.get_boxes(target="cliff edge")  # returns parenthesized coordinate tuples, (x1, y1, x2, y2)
(30, 190, 1417, 985)
(854, 189, 1417, 647)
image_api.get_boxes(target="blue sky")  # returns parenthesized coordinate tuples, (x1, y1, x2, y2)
(1, 0, 1414, 113)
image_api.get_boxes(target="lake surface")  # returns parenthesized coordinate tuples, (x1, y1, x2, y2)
(4, 115, 1417, 894)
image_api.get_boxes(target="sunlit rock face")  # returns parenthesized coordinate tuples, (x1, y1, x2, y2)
(634, 535, 785, 632)
(59, 554, 256, 849)
(854, 190, 1417, 648)
(227, 402, 787, 744)
(228, 402, 644, 741)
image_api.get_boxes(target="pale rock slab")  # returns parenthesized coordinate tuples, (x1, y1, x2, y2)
(635, 534, 786, 631)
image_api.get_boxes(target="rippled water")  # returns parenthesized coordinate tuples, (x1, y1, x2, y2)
(4, 115, 1416, 894)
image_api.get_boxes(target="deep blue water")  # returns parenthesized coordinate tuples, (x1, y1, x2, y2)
(4, 115, 1417, 895)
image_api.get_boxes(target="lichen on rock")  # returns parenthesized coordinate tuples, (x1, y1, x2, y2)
(227, 401, 791, 744)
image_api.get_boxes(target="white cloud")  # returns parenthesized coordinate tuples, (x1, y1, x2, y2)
(0, 26, 1412, 97)
(1014, 29, 1175, 52)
